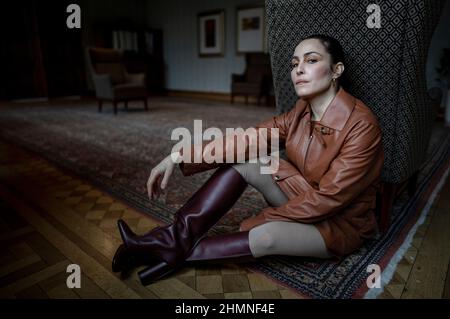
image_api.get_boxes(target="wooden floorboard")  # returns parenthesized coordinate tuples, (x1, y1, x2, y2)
(0, 184, 141, 299)
(443, 262, 450, 299)
(401, 182, 450, 298)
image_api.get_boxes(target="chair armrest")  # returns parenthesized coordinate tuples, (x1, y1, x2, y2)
(124, 71, 146, 85)
(92, 73, 114, 99)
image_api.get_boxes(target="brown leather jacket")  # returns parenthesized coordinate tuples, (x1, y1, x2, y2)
(179, 87, 384, 257)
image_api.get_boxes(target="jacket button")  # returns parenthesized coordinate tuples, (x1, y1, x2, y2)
(274, 175, 280, 181)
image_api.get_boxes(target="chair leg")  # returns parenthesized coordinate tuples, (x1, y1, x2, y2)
(245, 95, 248, 105)
(379, 182, 397, 234)
(231, 94, 234, 104)
(113, 100, 118, 115)
(144, 98, 148, 111)
(98, 100, 103, 113)
(124, 101, 128, 110)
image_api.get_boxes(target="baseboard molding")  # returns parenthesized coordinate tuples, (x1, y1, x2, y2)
(166, 90, 230, 102)
(166, 89, 270, 105)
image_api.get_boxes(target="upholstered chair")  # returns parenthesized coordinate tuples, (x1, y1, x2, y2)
(265, 0, 445, 232)
(87, 47, 148, 115)
(231, 53, 272, 106)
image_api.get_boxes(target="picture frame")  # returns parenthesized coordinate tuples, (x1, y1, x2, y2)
(198, 10, 225, 57)
(236, 6, 265, 54)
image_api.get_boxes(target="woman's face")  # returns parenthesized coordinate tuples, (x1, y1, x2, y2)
(290, 39, 338, 98)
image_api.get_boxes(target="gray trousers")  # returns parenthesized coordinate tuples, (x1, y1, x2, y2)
(232, 158, 331, 259)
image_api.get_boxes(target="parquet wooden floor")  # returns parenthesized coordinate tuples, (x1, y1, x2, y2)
(0, 140, 449, 299)
(0, 141, 300, 299)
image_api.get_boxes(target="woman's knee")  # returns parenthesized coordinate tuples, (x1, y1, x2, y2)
(249, 225, 277, 252)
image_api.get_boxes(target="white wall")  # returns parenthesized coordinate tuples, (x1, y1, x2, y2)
(427, 0, 450, 90)
(82, 0, 447, 94)
(144, 0, 265, 93)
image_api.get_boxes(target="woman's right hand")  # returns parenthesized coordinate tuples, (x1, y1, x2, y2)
(147, 152, 180, 200)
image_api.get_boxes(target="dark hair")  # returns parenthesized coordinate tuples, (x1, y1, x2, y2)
(301, 34, 349, 89)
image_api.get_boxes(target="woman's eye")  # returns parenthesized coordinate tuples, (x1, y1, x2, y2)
(307, 59, 317, 63)
(291, 62, 298, 68)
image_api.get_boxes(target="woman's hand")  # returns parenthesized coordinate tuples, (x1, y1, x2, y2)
(147, 152, 180, 200)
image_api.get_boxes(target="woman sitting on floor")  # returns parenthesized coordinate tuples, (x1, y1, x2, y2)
(112, 34, 384, 286)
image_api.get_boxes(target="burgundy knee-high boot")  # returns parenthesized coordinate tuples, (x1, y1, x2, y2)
(112, 165, 248, 279)
(138, 231, 256, 285)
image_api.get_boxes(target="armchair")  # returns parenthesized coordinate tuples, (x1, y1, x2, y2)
(87, 47, 148, 115)
(231, 53, 272, 105)
(265, 0, 445, 232)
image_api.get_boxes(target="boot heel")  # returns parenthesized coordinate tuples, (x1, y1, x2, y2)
(112, 244, 161, 274)
(138, 261, 175, 285)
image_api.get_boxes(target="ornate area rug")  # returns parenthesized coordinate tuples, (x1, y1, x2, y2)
(1, 99, 449, 298)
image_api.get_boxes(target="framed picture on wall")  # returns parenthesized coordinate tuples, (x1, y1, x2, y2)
(236, 6, 265, 54)
(198, 10, 225, 57)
